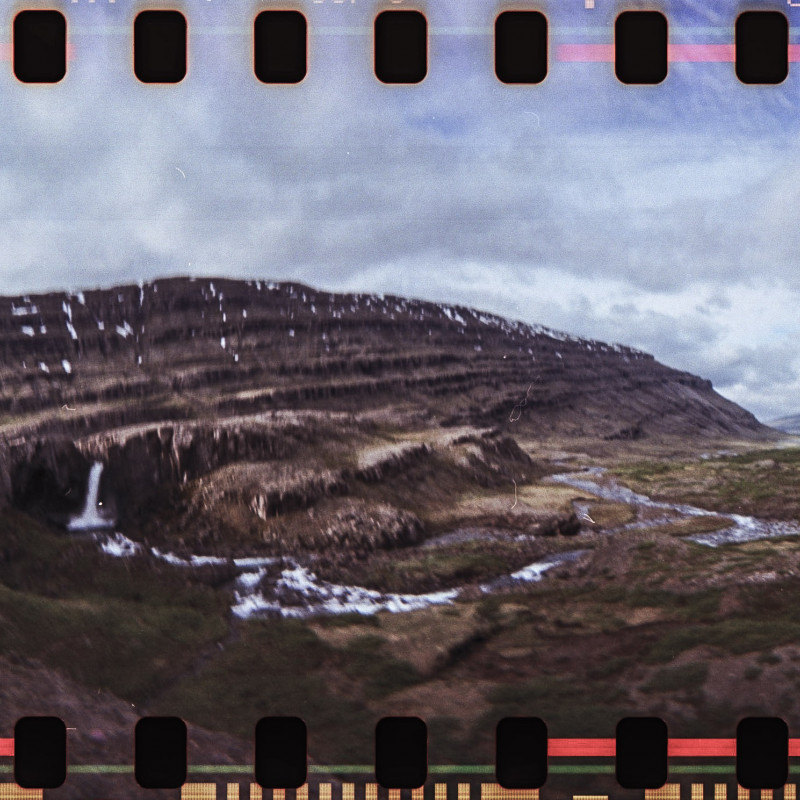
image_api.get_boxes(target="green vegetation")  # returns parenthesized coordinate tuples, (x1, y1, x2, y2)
(642, 663, 708, 693)
(615, 460, 682, 483)
(646, 617, 800, 663)
(314, 611, 381, 628)
(0, 508, 225, 611)
(646, 516, 733, 538)
(744, 666, 763, 681)
(613, 447, 800, 521)
(587, 655, 634, 680)
(380, 550, 507, 587)
(0, 507, 230, 702)
(483, 676, 629, 737)
(591, 585, 721, 620)
(340, 634, 422, 699)
(587, 502, 637, 528)
(475, 594, 504, 624)
(0, 581, 226, 701)
(154, 618, 376, 763)
(5, 438, 800, 761)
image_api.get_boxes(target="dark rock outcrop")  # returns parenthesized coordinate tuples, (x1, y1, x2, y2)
(0, 276, 773, 512)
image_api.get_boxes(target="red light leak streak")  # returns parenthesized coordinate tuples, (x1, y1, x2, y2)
(557, 44, 800, 62)
(546, 739, 800, 757)
(2, 737, 800, 762)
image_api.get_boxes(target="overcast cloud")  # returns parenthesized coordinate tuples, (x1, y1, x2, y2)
(2, 0, 800, 421)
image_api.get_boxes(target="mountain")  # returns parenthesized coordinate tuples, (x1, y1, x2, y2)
(0, 277, 785, 773)
(0, 275, 767, 435)
(766, 414, 800, 435)
(0, 276, 771, 523)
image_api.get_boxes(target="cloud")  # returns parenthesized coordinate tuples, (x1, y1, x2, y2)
(2, 0, 800, 420)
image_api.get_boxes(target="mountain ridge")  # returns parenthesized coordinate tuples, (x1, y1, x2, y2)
(0, 275, 768, 441)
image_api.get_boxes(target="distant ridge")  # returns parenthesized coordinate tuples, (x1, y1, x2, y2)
(766, 414, 800, 435)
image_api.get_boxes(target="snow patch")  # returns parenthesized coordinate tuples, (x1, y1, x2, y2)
(115, 322, 134, 339)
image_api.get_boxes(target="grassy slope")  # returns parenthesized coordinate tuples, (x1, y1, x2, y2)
(4, 445, 800, 764)
(613, 446, 800, 520)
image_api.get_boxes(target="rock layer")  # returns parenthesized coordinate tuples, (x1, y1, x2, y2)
(0, 276, 771, 512)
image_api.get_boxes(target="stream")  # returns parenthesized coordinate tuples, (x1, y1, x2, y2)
(548, 466, 800, 546)
(75, 461, 800, 620)
(94, 529, 586, 619)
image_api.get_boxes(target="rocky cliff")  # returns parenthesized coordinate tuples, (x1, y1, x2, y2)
(0, 276, 771, 516)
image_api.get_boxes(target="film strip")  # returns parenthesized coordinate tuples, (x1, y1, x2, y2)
(5, 6, 800, 85)
(3, 0, 800, 797)
(4, 717, 800, 792)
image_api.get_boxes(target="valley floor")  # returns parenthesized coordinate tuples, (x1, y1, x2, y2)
(3, 427, 800, 797)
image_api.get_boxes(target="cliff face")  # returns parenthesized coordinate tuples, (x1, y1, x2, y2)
(0, 276, 770, 515)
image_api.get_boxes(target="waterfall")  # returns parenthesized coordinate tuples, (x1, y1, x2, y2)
(67, 462, 114, 531)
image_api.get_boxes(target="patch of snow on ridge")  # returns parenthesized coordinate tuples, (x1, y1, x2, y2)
(115, 322, 134, 339)
(442, 306, 467, 325)
(21, 326, 34, 337)
(12, 304, 38, 316)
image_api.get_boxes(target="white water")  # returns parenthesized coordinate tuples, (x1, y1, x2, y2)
(99, 531, 140, 556)
(228, 547, 589, 619)
(479, 549, 588, 594)
(549, 467, 800, 547)
(67, 462, 114, 531)
(91, 523, 587, 619)
(230, 562, 462, 619)
(83, 458, 800, 620)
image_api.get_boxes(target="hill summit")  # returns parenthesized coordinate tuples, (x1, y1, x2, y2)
(0, 275, 767, 442)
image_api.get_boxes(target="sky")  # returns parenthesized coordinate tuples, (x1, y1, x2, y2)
(1, 0, 800, 421)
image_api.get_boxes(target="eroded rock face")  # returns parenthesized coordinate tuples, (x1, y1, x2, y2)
(0, 277, 774, 518)
(76, 423, 309, 524)
(316, 500, 424, 553)
(0, 277, 770, 440)
(6, 438, 91, 523)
